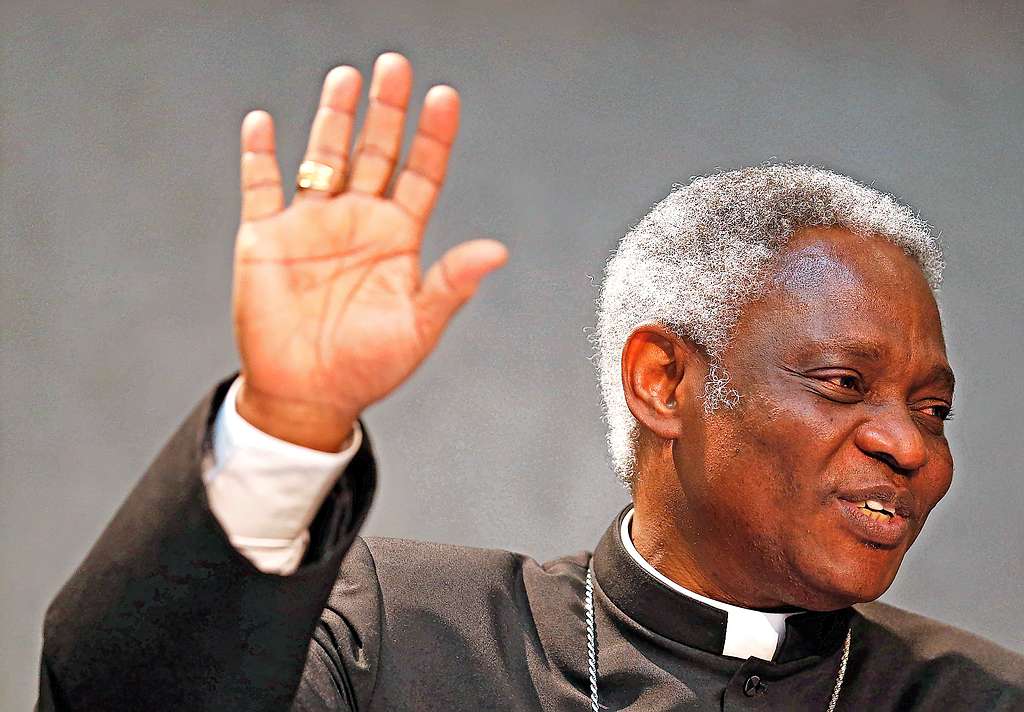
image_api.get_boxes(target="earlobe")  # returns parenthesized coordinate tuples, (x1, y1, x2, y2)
(621, 326, 691, 441)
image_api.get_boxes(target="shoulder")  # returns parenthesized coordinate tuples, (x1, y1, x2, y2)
(852, 601, 1024, 693)
(854, 601, 1023, 671)
(339, 537, 589, 696)
(349, 536, 590, 644)
(359, 535, 590, 598)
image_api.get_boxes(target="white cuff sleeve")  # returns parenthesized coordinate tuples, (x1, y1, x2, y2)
(204, 377, 362, 575)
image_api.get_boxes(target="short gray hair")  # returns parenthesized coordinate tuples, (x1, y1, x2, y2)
(594, 164, 944, 487)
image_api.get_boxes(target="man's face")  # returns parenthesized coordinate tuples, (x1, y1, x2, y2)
(673, 227, 955, 610)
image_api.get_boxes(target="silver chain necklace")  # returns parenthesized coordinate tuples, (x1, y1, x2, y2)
(584, 565, 852, 711)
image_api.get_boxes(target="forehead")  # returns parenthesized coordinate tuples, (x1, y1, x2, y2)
(735, 227, 949, 370)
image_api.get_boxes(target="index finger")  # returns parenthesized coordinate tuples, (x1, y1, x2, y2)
(390, 84, 460, 230)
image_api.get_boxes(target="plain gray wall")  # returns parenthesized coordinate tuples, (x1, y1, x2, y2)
(3, 0, 1022, 707)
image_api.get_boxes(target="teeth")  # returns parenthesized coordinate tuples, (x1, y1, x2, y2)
(856, 499, 893, 518)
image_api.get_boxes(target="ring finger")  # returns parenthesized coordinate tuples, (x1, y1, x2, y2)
(296, 65, 362, 200)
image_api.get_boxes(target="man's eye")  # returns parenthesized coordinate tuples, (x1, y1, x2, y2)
(827, 375, 861, 391)
(924, 405, 954, 421)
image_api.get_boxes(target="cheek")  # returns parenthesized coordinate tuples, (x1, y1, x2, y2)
(920, 445, 954, 508)
(726, 391, 851, 499)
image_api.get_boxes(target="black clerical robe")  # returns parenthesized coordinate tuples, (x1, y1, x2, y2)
(38, 377, 1024, 711)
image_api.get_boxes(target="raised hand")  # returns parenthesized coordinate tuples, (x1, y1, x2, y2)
(232, 53, 507, 451)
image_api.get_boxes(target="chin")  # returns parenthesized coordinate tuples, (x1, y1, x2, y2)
(788, 546, 904, 611)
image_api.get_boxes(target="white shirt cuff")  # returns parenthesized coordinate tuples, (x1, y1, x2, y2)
(204, 376, 362, 574)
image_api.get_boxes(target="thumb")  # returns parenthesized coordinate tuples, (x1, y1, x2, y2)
(416, 238, 508, 346)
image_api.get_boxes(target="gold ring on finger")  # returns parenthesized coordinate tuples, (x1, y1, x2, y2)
(295, 160, 345, 195)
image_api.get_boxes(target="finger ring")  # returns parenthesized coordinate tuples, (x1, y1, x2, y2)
(295, 160, 344, 194)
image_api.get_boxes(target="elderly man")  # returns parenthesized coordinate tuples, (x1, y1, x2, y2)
(39, 53, 1022, 711)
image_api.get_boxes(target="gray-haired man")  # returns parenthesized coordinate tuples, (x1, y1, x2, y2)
(39, 53, 1023, 711)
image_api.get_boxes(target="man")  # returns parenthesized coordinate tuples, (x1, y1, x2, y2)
(38, 53, 1023, 711)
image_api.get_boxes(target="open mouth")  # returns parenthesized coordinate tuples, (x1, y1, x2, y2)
(835, 497, 910, 547)
(852, 499, 895, 521)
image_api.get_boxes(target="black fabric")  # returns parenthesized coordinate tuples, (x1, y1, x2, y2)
(38, 378, 1024, 711)
(594, 506, 854, 664)
(38, 376, 376, 711)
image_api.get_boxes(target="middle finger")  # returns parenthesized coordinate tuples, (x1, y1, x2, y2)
(347, 52, 413, 196)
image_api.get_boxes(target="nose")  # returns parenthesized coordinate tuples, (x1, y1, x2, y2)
(854, 405, 928, 474)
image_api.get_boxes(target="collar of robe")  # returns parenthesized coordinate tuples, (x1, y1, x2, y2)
(592, 505, 854, 665)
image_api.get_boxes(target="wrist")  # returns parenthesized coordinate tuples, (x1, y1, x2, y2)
(236, 379, 359, 453)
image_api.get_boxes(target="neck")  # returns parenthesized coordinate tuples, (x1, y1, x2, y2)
(629, 501, 796, 612)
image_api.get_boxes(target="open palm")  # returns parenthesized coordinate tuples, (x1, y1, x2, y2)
(233, 54, 507, 448)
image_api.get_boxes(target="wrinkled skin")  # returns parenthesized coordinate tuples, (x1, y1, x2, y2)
(230, 54, 507, 452)
(625, 227, 955, 611)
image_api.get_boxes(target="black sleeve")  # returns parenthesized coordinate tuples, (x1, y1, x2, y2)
(290, 537, 384, 711)
(37, 375, 377, 712)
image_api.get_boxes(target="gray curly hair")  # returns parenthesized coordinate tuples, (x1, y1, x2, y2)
(594, 164, 944, 487)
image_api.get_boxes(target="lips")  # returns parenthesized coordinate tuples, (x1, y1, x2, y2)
(834, 485, 917, 548)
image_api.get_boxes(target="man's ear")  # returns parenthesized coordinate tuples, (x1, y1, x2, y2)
(620, 326, 696, 441)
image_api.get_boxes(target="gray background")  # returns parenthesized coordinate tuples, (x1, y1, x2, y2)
(3, 0, 1023, 707)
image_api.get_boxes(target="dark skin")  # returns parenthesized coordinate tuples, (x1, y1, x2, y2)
(625, 227, 955, 612)
(229, 59, 951, 614)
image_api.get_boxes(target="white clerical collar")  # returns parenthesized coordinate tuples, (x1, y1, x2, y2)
(620, 508, 794, 661)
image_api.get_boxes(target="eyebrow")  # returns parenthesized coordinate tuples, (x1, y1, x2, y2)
(812, 339, 887, 363)
(809, 339, 955, 394)
(919, 363, 956, 394)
